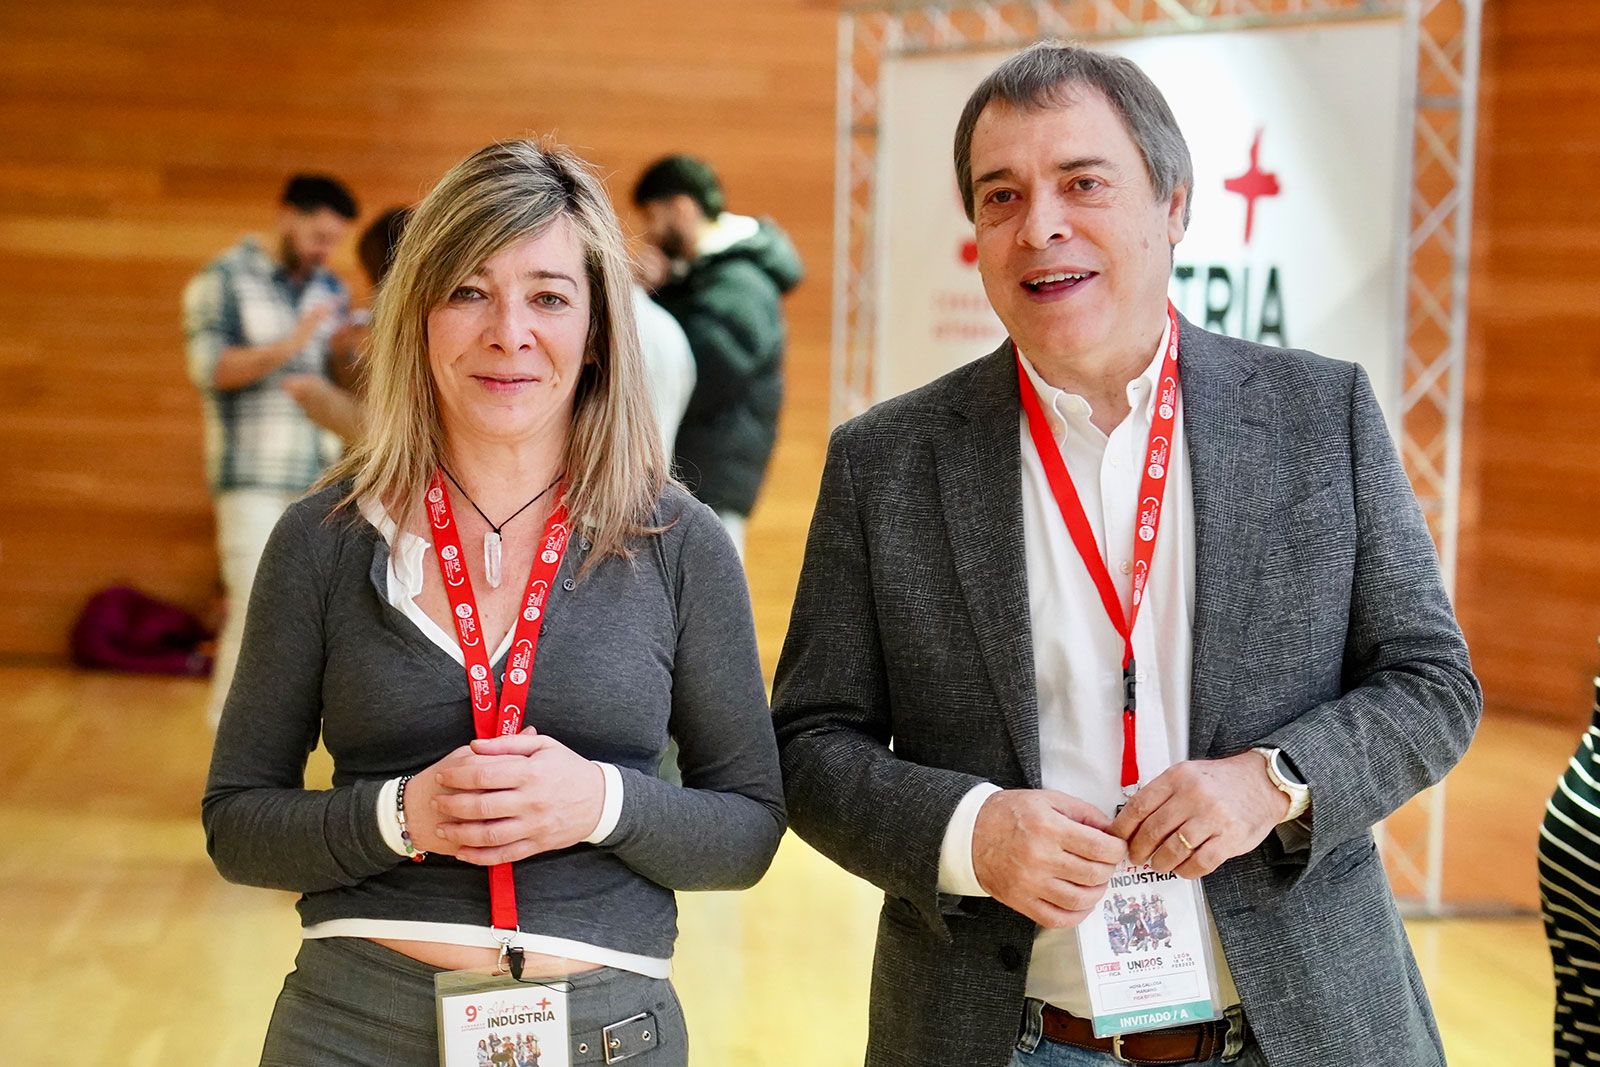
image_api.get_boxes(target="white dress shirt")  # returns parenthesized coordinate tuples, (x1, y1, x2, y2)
(936, 319, 1241, 1014)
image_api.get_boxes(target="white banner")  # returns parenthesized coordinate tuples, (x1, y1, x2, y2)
(873, 22, 1409, 419)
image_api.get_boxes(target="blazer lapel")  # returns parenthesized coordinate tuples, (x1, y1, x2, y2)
(1180, 316, 1277, 759)
(935, 346, 1042, 788)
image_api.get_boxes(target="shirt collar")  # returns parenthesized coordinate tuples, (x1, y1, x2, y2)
(1016, 314, 1172, 443)
(359, 496, 429, 598)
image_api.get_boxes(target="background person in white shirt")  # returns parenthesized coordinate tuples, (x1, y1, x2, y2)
(772, 42, 1479, 1067)
(631, 284, 695, 455)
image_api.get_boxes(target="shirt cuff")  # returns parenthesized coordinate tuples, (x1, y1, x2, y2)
(937, 782, 1002, 896)
(1275, 811, 1313, 853)
(376, 776, 409, 857)
(584, 762, 624, 845)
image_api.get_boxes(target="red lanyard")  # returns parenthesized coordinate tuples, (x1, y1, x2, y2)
(426, 469, 570, 935)
(1015, 302, 1180, 793)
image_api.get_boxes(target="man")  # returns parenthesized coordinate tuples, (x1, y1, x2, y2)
(632, 154, 802, 557)
(280, 205, 412, 441)
(772, 43, 1480, 1067)
(183, 173, 359, 726)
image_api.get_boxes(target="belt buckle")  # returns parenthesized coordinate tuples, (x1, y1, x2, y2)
(1110, 1033, 1133, 1064)
(602, 1012, 651, 1064)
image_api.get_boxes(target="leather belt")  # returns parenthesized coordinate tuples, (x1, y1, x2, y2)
(572, 1011, 659, 1063)
(1040, 1004, 1234, 1064)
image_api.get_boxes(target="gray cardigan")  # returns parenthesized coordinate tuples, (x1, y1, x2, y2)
(202, 482, 785, 960)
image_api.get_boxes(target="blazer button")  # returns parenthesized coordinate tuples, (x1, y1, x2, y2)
(999, 945, 1023, 971)
(562, 578, 575, 591)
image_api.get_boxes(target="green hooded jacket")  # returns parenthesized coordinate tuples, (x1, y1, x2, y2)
(651, 216, 803, 516)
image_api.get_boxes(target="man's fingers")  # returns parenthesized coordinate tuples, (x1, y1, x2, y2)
(1057, 820, 1131, 867)
(1039, 877, 1109, 915)
(1175, 836, 1229, 879)
(1109, 775, 1176, 841)
(1044, 790, 1114, 831)
(1031, 791, 1127, 865)
(1126, 799, 1190, 865)
(1028, 898, 1099, 931)
(1148, 823, 1206, 874)
(1044, 851, 1121, 888)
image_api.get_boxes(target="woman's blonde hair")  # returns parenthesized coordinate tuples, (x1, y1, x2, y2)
(321, 138, 667, 567)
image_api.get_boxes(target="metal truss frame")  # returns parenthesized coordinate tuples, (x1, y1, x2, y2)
(832, 0, 1483, 914)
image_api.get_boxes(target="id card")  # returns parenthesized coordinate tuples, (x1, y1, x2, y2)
(436, 969, 572, 1067)
(1075, 863, 1221, 1037)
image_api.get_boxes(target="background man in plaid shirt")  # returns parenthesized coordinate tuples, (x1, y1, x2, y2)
(182, 173, 360, 726)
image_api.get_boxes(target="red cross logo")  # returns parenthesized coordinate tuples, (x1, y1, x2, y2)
(1223, 129, 1281, 245)
(537, 997, 551, 1011)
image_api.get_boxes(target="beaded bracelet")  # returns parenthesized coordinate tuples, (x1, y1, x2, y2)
(396, 774, 426, 862)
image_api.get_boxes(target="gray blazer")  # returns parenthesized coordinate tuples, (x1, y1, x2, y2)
(772, 317, 1482, 1067)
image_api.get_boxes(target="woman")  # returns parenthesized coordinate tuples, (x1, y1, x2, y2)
(203, 140, 785, 1066)
(1540, 654, 1600, 1063)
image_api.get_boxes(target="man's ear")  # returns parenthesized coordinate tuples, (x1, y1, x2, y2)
(1166, 185, 1189, 247)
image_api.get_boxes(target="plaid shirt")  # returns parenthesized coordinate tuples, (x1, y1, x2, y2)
(183, 236, 348, 494)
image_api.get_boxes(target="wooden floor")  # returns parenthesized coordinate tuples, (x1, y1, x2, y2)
(0, 355, 1582, 1064)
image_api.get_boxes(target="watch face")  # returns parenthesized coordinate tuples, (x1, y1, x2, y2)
(1273, 751, 1307, 787)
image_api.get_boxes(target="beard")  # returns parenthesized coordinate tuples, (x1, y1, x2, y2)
(280, 234, 307, 275)
(656, 226, 691, 262)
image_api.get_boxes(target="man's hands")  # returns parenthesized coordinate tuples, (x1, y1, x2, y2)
(1110, 752, 1290, 879)
(972, 790, 1127, 929)
(972, 752, 1290, 926)
(211, 302, 339, 390)
(288, 302, 336, 350)
(401, 728, 607, 866)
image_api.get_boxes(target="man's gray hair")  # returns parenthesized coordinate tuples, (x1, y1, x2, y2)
(954, 41, 1194, 227)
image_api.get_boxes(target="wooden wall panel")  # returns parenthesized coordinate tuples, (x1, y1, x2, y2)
(2, 0, 1596, 731)
(1457, 0, 1600, 724)
(0, 0, 837, 661)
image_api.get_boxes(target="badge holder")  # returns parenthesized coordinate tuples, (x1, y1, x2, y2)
(435, 929, 575, 1067)
(1074, 862, 1224, 1039)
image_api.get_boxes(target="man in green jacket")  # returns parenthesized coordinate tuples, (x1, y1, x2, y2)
(633, 155, 803, 558)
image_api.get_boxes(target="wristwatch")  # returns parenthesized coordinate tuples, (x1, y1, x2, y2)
(1251, 746, 1311, 821)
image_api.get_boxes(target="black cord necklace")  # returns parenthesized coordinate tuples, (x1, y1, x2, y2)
(439, 467, 564, 589)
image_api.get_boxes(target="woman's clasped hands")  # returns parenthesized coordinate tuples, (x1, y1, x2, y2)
(403, 727, 607, 865)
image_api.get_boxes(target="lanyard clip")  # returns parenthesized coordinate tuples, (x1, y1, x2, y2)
(493, 927, 524, 981)
(1122, 658, 1138, 712)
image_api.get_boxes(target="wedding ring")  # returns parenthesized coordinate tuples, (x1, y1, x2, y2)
(1177, 832, 1195, 851)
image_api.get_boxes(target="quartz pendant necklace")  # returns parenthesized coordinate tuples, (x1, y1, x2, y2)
(439, 468, 564, 590)
(482, 530, 504, 589)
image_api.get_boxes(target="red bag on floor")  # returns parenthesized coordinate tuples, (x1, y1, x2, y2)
(70, 586, 213, 676)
